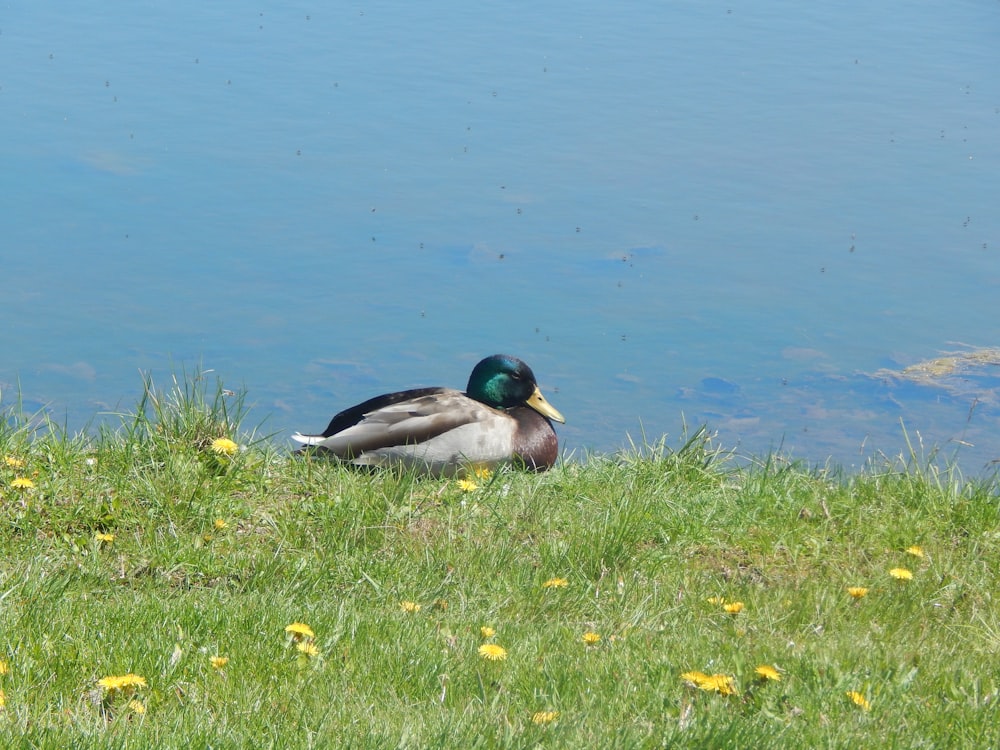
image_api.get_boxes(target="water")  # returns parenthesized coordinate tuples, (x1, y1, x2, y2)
(2, 2, 999, 472)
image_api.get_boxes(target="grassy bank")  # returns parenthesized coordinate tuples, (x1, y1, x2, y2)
(0, 375, 998, 748)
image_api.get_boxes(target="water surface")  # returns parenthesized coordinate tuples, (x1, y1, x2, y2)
(2, 2, 999, 471)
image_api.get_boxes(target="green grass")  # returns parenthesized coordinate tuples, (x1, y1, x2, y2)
(0, 373, 998, 748)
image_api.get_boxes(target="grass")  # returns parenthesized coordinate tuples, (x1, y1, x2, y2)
(0, 372, 999, 748)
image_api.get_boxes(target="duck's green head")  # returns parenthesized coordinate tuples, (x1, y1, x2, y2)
(466, 355, 565, 423)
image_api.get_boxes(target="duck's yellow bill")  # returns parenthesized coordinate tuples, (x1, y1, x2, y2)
(527, 386, 565, 423)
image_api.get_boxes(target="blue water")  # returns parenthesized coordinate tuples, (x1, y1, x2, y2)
(2, 2, 999, 472)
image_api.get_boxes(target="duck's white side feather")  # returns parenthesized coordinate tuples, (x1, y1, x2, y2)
(293, 391, 519, 475)
(352, 421, 516, 476)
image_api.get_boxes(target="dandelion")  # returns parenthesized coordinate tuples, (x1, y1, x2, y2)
(480, 626, 496, 639)
(723, 601, 745, 614)
(210, 437, 239, 456)
(285, 622, 315, 641)
(478, 643, 507, 661)
(210, 656, 229, 669)
(0, 688, 5, 708)
(889, 567, 913, 581)
(296, 642, 320, 657)
(432, 598, 448, 611)
(128, 699, 146, 715)
(0, 660, 8, 675)
(98, 674, 147, 693)
(532, 710, 560, 724)
(214, 519, 228, 531)
(400, 600, 421, 614)
(10, 477, 34, 490)
(3, 457, 25, 469)
(542, 577, 568, 588)
(681, 670, 709, 686)
(906, 545, 924, 558)
(473, 467, 493, 480)
(846, 690, 871, 711)
(709, 674, 738, 696)
(706, 596, 726, 605)
(681, 671, 737, 695)
(847, 586, 869, 599)
(755, 665, 781, 682)
(95, 532, 115, 544)
(582, 631, 601, 645)
(456, 479, 478, 492)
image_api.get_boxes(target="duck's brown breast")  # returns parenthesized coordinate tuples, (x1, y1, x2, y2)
(509, 407, 559, 471)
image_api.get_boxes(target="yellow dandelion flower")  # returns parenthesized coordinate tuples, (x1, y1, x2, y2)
(708, 674, 738, 696)
(432, 598, 448, 611)
(285, 622, 315, 641)
(478, 643, 507, 661)
(296, 642, 320, 657)
(706, 595, 726, 605)
(906, 545, 924, 558)
(532, 710, 560, 724)
(0, 688, 5, 708)
(11, 477, 34, 490)
(214, 519, 228, 530)
(723, 601, 744, 614)
(456, 479, 478, 492)
(755, 665, 781, 682)
(473, 466, 493, 480)
(0, 660, 8, 675)
(400, 600, 421, 614)
(889, 567, 913, 581)
(120, 674, 148, 690)
(98, 674, 147, 692)
(681, 670, 710, 687)
(210, 437, 239, 456)
(582, 631, 601, 645)
(847, 586, 869, 599)
(480, 626, 496, 639)
(681, 671, 737, 695)
(95, 532, 115, 544)
(846, 690, 871, 711)
(128, 699, 146, 715)
(3, 457, 25, 469)
(542, 577, 568, 588)
(210, 656, 229, 669)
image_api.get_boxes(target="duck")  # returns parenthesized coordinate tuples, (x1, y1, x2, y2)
(292, 354, 565, 476)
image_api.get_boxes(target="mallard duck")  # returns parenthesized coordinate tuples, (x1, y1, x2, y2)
(292, 354, 565, 476)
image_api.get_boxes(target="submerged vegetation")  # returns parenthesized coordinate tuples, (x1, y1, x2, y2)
(871, 345, 1000, 409)
(0, 372, 998, 747)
